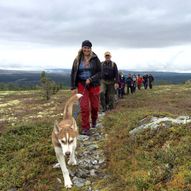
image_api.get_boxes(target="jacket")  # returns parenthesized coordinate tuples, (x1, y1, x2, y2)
(126, 77, 133, 86)
(119, 75, 126, 88)
(137, 77, 143, 85)
(71, 50, 101, 90)
(148, 75, 154, 82)
(101, 60, 118, 83)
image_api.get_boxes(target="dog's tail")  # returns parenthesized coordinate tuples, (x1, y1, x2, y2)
(63, 93, 83, 119)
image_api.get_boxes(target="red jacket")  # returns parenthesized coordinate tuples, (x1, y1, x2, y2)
(137, 77, 143, 85)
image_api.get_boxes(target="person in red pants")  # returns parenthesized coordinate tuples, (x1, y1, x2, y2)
(71, 40, 101, 136)
(137, 74, 143, 90)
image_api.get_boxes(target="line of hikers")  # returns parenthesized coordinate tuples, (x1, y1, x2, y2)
(71, 40, 154, 135)
(117, 72, 154, 99)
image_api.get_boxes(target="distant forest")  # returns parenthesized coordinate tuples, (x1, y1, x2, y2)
(0, 69, 191, 90)
(0, 70, 70, 90)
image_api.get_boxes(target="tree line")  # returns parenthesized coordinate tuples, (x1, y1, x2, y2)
(0, 71, 66, 100)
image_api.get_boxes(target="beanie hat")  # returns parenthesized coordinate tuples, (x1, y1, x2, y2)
(82, 40, 92, 48)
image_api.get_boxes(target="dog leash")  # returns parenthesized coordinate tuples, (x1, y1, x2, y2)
(73, 84, 88, 120)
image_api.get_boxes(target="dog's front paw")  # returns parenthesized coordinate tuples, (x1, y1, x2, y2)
(65, 182, 72, 189)
(64, 177, 73, 188)
(68, 158, 77, 166)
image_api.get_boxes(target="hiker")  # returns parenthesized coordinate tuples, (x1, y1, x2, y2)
(100, 51, 119, 112)
(143, 74, 149, 89)
(126, 73, 134, 94)
(137, 74, 143, 90)
(118, 72, 126, 98)
(132, 74, 137, 93)
(71, 40, 101, 135)
(148, 74, 154, 89)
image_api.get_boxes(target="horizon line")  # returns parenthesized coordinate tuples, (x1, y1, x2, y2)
(0, 68, 191, 74)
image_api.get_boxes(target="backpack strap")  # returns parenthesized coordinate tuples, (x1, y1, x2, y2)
(111, 61, 114, 68)
(102, 61, 115, 68)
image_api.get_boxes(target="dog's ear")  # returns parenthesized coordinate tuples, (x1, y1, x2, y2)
(54, 121, 59, 134)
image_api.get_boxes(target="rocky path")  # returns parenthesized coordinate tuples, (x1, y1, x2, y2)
(54, 113, 107, 191)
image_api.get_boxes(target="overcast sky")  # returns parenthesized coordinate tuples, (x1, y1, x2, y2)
(0, 0, 191, 72)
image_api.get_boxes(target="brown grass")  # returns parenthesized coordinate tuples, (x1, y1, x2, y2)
(96, 84, 191, 191)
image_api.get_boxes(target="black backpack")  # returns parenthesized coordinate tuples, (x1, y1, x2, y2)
(101, 61, 115, 80)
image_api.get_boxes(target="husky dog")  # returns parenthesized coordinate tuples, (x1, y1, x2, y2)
(52, 94, 82, 188)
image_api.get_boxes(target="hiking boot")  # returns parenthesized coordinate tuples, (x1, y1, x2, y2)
(92, 122, 97, 128)
(81, 129, 90, 136)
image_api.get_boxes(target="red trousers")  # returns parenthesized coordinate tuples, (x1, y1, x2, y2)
(78, 82, 100, 130)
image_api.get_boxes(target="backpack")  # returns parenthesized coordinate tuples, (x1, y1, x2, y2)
(101, 61, 115, 80)
(101, 61, 115, 68)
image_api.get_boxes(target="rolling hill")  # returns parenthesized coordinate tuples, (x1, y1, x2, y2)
(0, 69, 191, 90)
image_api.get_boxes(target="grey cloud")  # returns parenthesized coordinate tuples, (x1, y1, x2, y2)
(0, 61, 26, 69)
(0, 0, 191, 48)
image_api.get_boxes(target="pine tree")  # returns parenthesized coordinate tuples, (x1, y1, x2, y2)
(40, 71, 52, 100)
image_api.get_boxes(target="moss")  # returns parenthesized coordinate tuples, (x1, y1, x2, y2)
(0, 100, 20, 108)
(100, 84, 191, 191)
(1, 85, 191, 190)
(0, 122, 62, 191)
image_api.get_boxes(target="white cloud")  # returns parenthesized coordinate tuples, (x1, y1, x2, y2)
(0, 41, 191, 72)
(0, 42, 77, 70)
(0, 0, 191, 72)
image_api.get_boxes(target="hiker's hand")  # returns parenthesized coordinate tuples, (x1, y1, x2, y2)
(114, 83, 119, 89)
(86, 79, 91, 85)
(71, 89, 77, 96)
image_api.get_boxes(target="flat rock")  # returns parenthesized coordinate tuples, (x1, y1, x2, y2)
(7, 188, 17, 191)
(75, 168, 89, 178)
(72, 176, 86, 187)
(90, 169, 97, 177)
(78, 135, 90, 141)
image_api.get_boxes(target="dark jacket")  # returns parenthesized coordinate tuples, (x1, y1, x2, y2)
(71, 50, 101, 90)
(143, 75, 149, 83)
(148, 75, 154, 82)
(101, 61, 118, 83)
(126, 77, 133, 86)
(119, 75, 126, 88)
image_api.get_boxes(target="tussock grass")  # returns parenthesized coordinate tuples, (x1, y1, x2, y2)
(0, 121, 84, 191)
(98, 85, 191, 191)
(0, 121, 58, 190)
(0, 89, 85, 191)
(1, 85, 191, 191)
(0, 90, 70, 133)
